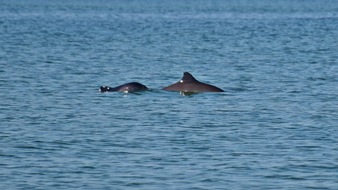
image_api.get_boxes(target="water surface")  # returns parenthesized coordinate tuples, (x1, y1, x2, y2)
(1, 0, 338, 189)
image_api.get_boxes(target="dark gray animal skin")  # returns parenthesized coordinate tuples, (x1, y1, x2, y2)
(100, 82, 148, 93)
(163, 72, 224, 93)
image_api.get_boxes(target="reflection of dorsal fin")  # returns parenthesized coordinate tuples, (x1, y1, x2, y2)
(181, 72, 199, 83)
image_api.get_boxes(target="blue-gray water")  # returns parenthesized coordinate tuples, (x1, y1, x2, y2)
(1, 0, 338, 189)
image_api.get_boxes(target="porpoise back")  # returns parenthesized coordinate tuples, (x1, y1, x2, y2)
(100, 82, 148, 93)
(163, 72, 224, 93)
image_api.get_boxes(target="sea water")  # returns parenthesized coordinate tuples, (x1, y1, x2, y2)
(1, 0, 338, 189)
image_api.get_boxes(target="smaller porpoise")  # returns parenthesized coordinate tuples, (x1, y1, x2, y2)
(163, 72, 224, 93)
(100, 82, 148, 93)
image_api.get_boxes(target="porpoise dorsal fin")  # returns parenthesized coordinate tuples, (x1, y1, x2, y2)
(181, 72, 199, 83)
